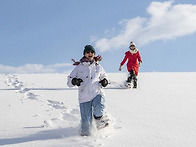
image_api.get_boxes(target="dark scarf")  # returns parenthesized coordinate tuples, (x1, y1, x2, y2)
(72, 56, 100, 66)
(80, 56, 95, 64)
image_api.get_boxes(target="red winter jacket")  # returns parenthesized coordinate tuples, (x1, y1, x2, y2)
(120, 50, 142, 76)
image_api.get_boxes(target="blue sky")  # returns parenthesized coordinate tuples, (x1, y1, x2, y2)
(0, 0, 196, 73)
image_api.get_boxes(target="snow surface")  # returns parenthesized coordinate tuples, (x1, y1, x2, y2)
(0, 72, 196, 147)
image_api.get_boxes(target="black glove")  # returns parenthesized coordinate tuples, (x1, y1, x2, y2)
(72, 78, 83, 86)
(99, 78, 108, 87)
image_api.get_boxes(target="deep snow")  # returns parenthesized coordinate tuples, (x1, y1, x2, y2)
(0, 72, 196, 147)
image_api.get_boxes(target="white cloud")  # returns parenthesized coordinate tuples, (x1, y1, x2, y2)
(95, 0, 196, 52)
(0, 63, 72, 74)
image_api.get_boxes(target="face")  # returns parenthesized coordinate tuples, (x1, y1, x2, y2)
(84, 51, 95, 61)
(129, 45, 135, 50)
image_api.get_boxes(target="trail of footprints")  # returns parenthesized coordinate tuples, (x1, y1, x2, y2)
(5, 74, 38, 100)
(5, 74, 80, 128)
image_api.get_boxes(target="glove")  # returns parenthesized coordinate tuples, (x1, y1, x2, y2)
(94, 55, 102, 61)
(99, 78, 108, 87)
(71, 78, 83, 86)
(139, 62, 142, 67)
(119, 65, 122, 71)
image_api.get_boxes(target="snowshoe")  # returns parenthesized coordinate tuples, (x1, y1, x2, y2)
(95, 116, 109, 130)
(124, 81, 132, 88)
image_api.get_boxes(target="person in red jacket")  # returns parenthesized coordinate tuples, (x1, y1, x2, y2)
(119, 41, 142, 88)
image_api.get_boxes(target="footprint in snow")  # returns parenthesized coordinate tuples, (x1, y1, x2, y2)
(26, 92, 38, 100)
(6, 75, 24, 91)
(5, 74, 39, 100)
(47, 100, 66, 110)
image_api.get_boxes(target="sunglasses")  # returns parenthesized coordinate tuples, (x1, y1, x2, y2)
(85, 51, 95, 54)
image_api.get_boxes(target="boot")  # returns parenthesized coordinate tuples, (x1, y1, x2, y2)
(133, 80, 137, 88)
(126, 76, 132, 83)
(127, 70, 134, 83)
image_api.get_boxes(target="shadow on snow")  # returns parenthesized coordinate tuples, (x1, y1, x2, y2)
(0, 127, 80, 146)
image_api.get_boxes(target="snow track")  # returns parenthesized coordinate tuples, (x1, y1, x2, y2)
(1, 74, 115, 147)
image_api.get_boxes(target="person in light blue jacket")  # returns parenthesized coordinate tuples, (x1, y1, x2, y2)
(67, 45, 109, 136)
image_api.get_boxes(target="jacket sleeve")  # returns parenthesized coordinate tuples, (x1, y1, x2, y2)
(99, 65, 108, 81)
(67, 66, 79, 87)
(120, 52, 128, 66)
(137, 51, 142, 63)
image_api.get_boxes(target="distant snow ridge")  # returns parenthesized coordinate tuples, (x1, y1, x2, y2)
(5, 74, 38, 100)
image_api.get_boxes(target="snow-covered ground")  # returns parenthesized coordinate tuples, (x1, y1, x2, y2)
(0, 72, 196, 147)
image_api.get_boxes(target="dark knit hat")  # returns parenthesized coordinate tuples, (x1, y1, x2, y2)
(83, 45, 95, 55)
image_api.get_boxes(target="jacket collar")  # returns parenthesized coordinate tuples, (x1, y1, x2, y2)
(129, 48, 138, 54)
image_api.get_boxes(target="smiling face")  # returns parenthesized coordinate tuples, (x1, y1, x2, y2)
(84, 51, 95, 61)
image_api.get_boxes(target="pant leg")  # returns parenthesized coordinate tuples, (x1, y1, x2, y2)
(130, 70, 137, 81)
(92, 94, 105, 118)
(127, 75, 132, 82)
(79, 101, 93, 135)
(127, 70, 134, 82)
(130, 70, 137, 88)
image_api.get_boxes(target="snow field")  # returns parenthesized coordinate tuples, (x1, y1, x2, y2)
(0, 73, 196, 147)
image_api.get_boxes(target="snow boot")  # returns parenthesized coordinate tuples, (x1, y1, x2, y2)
(133, 79, 137, 89)
(126, 76, 132, 83)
